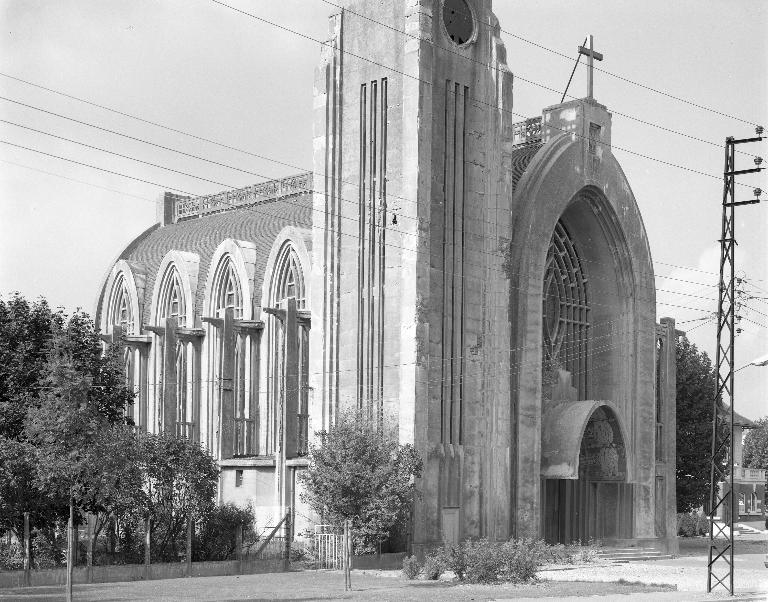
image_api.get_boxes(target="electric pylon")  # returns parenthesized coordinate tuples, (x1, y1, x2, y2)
(707, 127, 763, 594)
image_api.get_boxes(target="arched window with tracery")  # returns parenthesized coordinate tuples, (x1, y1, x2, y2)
(157, 266, 186, 328)
(542, 220, 590, 400)
(207, 254, 257, 457)
(267, 244, 309, 456)
(106, 273, 140, 424)
(156, 264, 194, 437)
(107, 273, 134, 333)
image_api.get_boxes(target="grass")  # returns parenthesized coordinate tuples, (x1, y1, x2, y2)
(0, 569, 678, 601)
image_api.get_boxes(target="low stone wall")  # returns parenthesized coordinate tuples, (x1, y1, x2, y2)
(0, 558, 286, 589)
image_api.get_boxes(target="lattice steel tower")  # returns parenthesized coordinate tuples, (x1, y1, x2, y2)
(707, 128, 763, 594)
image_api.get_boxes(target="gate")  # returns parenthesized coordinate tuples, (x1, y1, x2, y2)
(314, 525, 341, 569)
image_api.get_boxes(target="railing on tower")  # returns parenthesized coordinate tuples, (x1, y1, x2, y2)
(173, 172, 313, 222)
(233, 417, 256, 456)
(511, 117, 542, 146)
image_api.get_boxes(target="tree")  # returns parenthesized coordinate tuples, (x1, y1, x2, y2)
(0, 294, 64, 439)
(743, 417, 768, 470)
(0, 296, 135, 546)
(298, 413, 423, 554)
(675, 335, 727, 513)
(137, 432, 219, 562)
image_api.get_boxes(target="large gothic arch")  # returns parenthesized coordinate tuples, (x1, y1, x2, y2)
(508, 131, 656, 541)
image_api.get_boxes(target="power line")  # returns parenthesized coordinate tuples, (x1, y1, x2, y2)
(0, 103, 713, 297)
(208, 0, 756, 189)
(3, 116, 751, 316)
(4, 92, 755, 280)
(320, 0, 761, 154)
(0, 119, 234, 189)
(348, 0, 761, 127)
(0, 139, 195, 195)
(5, 128, 731, 314)
(2, 70, 759, 295)
(0, 157, 155, 203)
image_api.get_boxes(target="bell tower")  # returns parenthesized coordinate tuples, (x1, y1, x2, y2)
(309, 0, 517, 549)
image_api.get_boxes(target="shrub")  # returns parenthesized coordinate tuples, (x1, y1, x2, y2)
(677, 511, 708, 537)
(442, 538, 548, 584)
(401, 555, 421, 579)
(444, 542, 468, 581)
(0, 542, 24, 570)
(423, 550, 446, 580)
(499, 539, 540, 583)
(31, 532, 63, 568)
(194, 503, 254, 561)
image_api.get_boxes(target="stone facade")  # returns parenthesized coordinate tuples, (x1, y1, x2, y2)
(96, 0, 677, 553)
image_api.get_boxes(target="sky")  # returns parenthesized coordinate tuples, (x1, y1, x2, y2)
(0, 0, 766, 419)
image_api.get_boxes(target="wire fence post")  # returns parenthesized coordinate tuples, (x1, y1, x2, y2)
(144, 516, 151, 581)
(66, 498, 73, 602)
(186, 514, 193, 577)
(23, 511, 30, 587)
(86, 513, 94, 584)
(236, 524, 243, 574)
(343, 519, 352, 591)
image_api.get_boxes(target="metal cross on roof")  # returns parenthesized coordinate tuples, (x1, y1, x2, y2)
(578, 35, 603, 99)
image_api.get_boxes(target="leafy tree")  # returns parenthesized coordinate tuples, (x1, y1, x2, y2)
(675, 335, 727, 513)
(0, 295, 135, 545)
(25, 352, 139, 523)
(299, 413, 423, 554)
(743, 417, 768, 470)
(137, 432, 219, 562)
(0, 294, 64, 439)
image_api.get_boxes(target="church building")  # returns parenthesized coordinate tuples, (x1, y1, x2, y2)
(95, 0, 678, 553)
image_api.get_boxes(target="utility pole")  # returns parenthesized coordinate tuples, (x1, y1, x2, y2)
(707, 126, 763, 595)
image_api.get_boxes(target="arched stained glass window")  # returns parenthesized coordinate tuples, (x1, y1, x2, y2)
(157, 265, 186, 327)
(543, 220, 590, 399)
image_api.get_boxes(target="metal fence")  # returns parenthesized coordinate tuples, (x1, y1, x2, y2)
(313, 525, 342, 569)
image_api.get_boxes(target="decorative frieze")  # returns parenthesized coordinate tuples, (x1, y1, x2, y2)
(173, 172, 313, 222)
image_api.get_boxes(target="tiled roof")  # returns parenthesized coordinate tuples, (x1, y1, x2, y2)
(510, 143, 543, 193)
(119, 193, 313, 325)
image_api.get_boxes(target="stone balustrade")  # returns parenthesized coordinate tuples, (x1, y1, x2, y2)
(511, 116, 542, 146)
(174, 172, 313, 222)
(733, 466, 767, 482)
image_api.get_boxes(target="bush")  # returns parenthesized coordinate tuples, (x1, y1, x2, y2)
(423, 550, 446, 580)
(441, 538, 549, 584)
(677, 511, 708, 537)
(31, 532, 63, 568)
(544, 539, 601, 564)
(401, 555, 421, 579)
(0, 542, 24, 570)
(499, 539, 541, 583)
(194, 503, 254, 561)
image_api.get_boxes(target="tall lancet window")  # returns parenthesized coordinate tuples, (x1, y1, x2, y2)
(156, 265, 193, 437)
(106, 273, 139, 424)
(209, 255, 256, 457)
(543, 221, 590, 400)
(268, 244, 309, 456)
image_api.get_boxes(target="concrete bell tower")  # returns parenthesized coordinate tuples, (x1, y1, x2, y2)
(309, 0, 517, 549)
